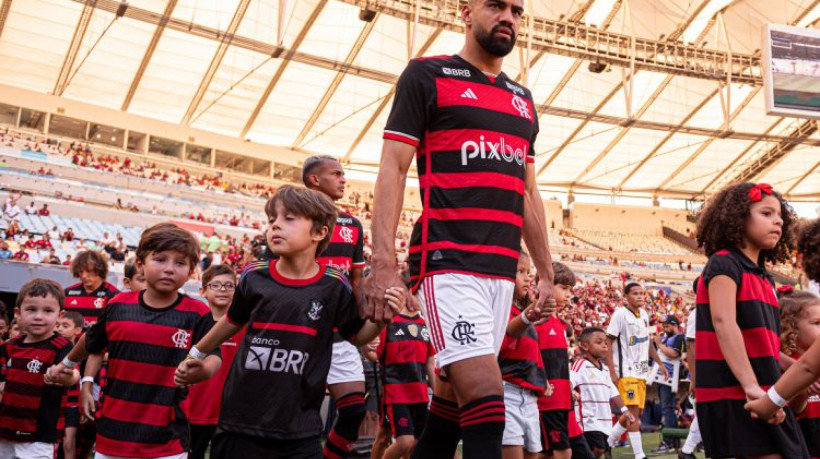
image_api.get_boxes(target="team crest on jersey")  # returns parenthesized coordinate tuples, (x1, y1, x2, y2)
(307, 300, 324, 321)
(421, 328, 430, 341)
(452, 316, 477, 345)
(172, 329, 191, 349)
(339, 226, 354, 244)
(511, 95, 531, 120)
(407, 324, 419, 338)
(27, 358, 43, 374)
(94, 297, 105, 309)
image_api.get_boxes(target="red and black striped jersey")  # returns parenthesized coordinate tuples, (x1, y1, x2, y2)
(695, 247, 781, 403)
(791, 352, 820, 458)
(221, 260, 365, 440)
(376, 314, 435, 404)
(64, 281, 120, 328)
(84, 291, 217, 458)
(694, 247, 808, 458)
(537, 316, 571, 411)
(499, 308, 546, 394)
(0, 333, 73, 443)
(317, 211, 365, 277)
(384, 55, 538, 290)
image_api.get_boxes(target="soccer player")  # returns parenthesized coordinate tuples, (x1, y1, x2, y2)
(176, 186, 396, 458)
(499, 252, 546, 459)
(366, 0, 556, 457)
(47, 223, 222, 459)
(605, 283, 667, 459)
(301, 155, 369, 459)
(372, 274, 435, 459)
(56, 310, 84, 459)
(570, 328, 633, 459)
(65, 250, 119, 328)
(0, 279, 77, 458)
(182, 264, 242, 459)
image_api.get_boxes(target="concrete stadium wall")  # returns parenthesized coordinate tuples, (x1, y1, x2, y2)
(569, 202, 694, 235)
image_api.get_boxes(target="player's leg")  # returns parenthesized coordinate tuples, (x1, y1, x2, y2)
(679, 415, 701, 458)
(63, 426, 77, 459)
(324, 341, 367, 459)
(411, 375, 462, 458)
(371, 404, 393, 459)
(502, 445, 524, 459)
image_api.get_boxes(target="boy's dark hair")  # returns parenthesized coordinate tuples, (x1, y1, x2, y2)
(301, 155, 338, 187)
(696, 182, 796, 264)
(63, 310, 84, 329)
(264, 185, 337, 256)
(579, 327, 606, 344)
(136, 223, 200, 269)
(553, 261, 576, 286)
(624, 282, 642, 295)
(798, 218, 820, 283)
(123, 256, 138, 280)
(202, 264, 237, 288)
(70, 250, 108, 279)
(16, 278, 65, 310)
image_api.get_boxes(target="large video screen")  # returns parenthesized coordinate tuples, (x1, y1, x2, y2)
(763, 24, 820, 119)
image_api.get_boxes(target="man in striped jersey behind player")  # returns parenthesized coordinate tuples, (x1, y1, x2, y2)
(367, 0, 556, 457)
(301, 155, 370, 459)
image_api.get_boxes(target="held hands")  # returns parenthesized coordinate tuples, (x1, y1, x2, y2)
(80, 385, 96, 423)
(534, 278, 556, 319)
(174, 358, 210, 387)
(363, 262, 406, 324)
(384, 287, 406, 318)
(44, 363, 78, 386)
(743, 385, 786, 424)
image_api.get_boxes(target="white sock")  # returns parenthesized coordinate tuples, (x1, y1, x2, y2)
(628, 431, 644, 457)
(682, 416, 701, 454)
(607, 422, 627, 447)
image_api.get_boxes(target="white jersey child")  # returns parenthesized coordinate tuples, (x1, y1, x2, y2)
(571, 357, 620, 436)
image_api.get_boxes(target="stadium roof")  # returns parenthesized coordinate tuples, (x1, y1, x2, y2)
(0, 0, 819, 200)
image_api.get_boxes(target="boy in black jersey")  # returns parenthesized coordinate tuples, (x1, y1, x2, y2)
(177, 186, 397, 459)
(0, 279, 77, 459)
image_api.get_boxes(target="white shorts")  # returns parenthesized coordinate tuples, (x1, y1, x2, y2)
(0, 441, 56, 459)
(326, 340, 365, 385)
(417, 273, 514, 368)
(501, 383, 542, 453)
(95, 453, 187, 459)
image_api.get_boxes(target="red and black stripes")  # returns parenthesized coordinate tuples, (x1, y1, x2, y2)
(498, 309, 547, 394)
(64, 282, 119, 327)
(377, 314, 435, 405)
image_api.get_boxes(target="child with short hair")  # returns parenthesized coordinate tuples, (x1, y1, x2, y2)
(182, 264, 242, 459)
(66, 250, 119, 328)
(571, 327, 633, 458)
(56, 310, 83, 459)
(498, 252, 547, 459)
(176, 186, 395, 458)
(47, 223, 221, 459)
(694, 182, 806, 458)
(122, 256, 147, 292)
(0, 279, 77, 458)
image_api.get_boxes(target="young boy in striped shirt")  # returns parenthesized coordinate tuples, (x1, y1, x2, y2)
(0, 279, 78, 459)
(47, 223, 222, 459)
(571, 328, 633, 459)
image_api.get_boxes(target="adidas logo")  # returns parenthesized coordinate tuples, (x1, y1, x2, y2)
(71, 300, 78, 306)
(460, 88, 478, 100)
(395, 329, 405, 336)
(549, 329, 557, 336)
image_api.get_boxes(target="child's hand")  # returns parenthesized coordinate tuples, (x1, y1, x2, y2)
(384, 287, 406, 317)
(544, 382, 554, 397)
(44, 364, 77, 386)
(744, 396, 786, 424)
(175, 358, 209, 387)
(366, 337, 380, 353)
(80, 385, 96, 422)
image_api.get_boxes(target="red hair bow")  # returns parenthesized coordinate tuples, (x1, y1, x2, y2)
(777, 285, 794, 294)
(749, 183, 773, 202)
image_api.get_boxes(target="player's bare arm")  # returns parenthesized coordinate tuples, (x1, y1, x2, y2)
(366, 139, 416, 323)
(522, 161, 555, 316)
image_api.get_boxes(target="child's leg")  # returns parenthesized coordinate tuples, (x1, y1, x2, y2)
(189, 423, 217, 459)
(371, 423, 392, 459)
(385, 435, 416, 459)
(63, 427, 77, 459)
(502, 445, 524, 459)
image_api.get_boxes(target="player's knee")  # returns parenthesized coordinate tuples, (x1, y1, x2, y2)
(337, 395, 367, 426)
(395, 435, 415, 454)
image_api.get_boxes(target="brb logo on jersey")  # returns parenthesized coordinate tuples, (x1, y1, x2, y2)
(460, 135, 527, 167)
(246, 345, 309, 375)
(172, 329, 191, 349)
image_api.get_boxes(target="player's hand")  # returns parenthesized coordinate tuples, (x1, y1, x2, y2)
(533, 278, 556, 320)
(80, 385, 96, 422)
(175, 358, 208, 387)
(625, 411, 636, 426)
(384, 287, 406, 317)
(363, 260, 404, 324)
(743, 385, 786, 424)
